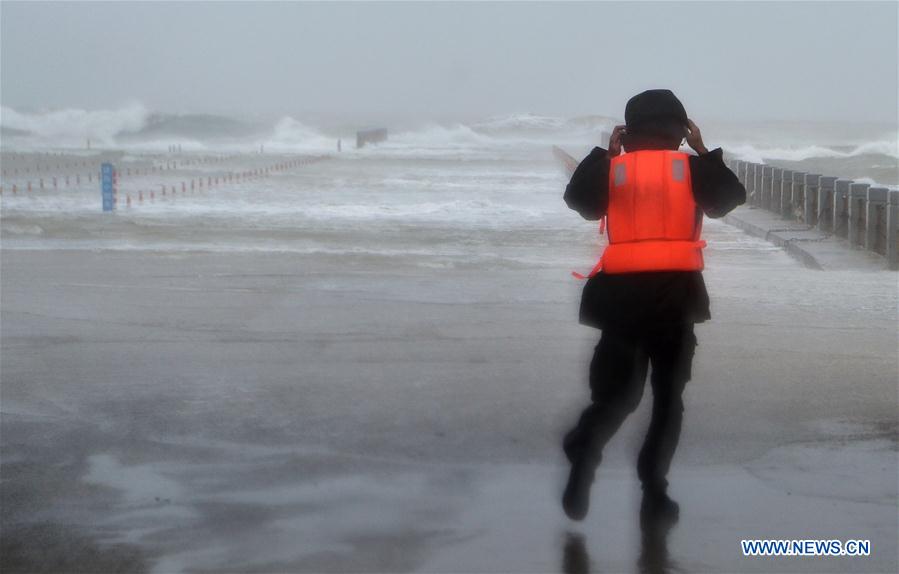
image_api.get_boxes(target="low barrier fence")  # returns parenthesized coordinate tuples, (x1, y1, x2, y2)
(0, 153, 249, 195)
(104, 156, 329, 210)
(726, 158, 898, 270)
(0, 153, 330, 210)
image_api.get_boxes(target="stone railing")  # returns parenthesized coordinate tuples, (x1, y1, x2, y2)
(726, 159, 899, 270)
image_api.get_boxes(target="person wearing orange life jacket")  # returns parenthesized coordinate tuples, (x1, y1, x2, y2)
(561, 90, 746, 523)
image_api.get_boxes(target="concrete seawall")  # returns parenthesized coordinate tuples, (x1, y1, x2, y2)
(727, 158, 898, 270)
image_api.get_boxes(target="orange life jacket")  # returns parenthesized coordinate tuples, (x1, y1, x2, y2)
(573, 150, 706, 278)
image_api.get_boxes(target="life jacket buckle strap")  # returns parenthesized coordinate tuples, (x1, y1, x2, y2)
(572, 257, 603, 280)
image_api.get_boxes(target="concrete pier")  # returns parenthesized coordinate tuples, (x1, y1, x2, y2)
(3, 229, 897, 573)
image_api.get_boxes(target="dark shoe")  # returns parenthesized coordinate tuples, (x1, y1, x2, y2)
(562, 458, 595, 521)
(562, 532, 590, 574)
(640, 488, 680, 526)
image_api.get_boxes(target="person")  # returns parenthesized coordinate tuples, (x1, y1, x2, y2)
(561, 89, 746, 522)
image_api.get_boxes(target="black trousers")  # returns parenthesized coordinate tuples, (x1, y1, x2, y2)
(565, 323, 698, 492)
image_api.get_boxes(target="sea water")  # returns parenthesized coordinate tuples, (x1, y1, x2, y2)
(1, 106, 896, 264)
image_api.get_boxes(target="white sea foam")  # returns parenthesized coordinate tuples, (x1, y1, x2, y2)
(472, 113, 617, 134)
(1, 103, 149, 146)
(723, 139, 899, 163)
(2, 105, 897, 254)
(385, 123, 499, 148)
(261, 116, 337, 152)
(119, 138, 210, 153)
(472, 113, 568, 132)
(3, 104, 894, 165)
(849, 176, 899, 190)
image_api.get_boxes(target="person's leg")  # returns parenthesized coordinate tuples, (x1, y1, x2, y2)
(565, 328, 650, 464)
(637, 323, 697, 516)
(563, 328, 649, 520)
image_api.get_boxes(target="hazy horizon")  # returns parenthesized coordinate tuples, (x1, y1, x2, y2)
(2, 1, 897, 127)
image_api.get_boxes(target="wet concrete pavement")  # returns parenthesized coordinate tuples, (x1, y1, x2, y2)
(2, 218, 897, 573)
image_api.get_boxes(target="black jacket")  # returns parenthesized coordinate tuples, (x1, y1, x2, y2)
(564, 146, 746, 331)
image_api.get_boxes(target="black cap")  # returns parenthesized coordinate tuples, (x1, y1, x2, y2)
(624, 89, 688, 129)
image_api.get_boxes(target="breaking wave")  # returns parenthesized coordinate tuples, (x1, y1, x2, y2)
(472, 113, 569, 132)
(262, 117, 337, 152)
(723, 140, 899, 164)
(471, 113, 619, 134)
(386, 123, 499, 148)
(0, 103, 149, 146)
(1, 104, 895, 170)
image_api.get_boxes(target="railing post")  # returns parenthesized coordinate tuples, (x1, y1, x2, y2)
(745, 163, 756, 205)
(753, 163, 764, 207)
(833, 180, 851, 238)
(817, 176, 838, 232)
(781, 170, 795, 219)
(803, 174, 820, 226)
(887, 190, 899, 270)
(848, 183, 870, 247)
(736, 161, 746, 187)
(761, 166, 773, 211)
(865, 187, 889, 254)
(772, 168, 784, 216)
(790, 172, 806, 221)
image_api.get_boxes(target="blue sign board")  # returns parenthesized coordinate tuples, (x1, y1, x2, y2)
(101, 163, 115, 212)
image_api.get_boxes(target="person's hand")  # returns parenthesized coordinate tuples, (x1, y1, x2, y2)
(685, 119, 708, 155)
(607, 125, 626, 158)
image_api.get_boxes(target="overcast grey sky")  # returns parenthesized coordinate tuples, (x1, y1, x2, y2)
(1, 1, 896, 124)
